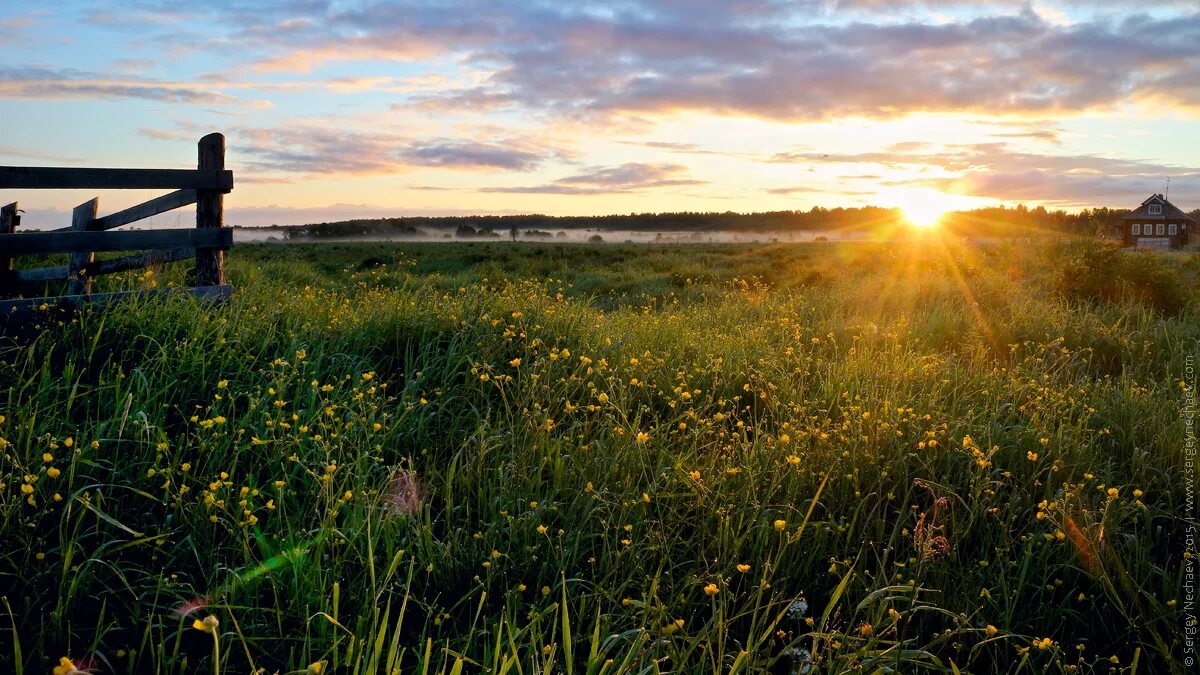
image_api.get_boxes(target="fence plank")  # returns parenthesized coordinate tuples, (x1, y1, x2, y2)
(0, 167, 233, 191)
(0, 227, 232, 256)
(66, 198, 101, 295)
(90, 247, 195, 276)
(0, 284, 232, 325)
(195, 133, 226, 286)
(0, 203, 17, 296)
(16, 247, 195, 283)
(47, 190, 198, 233)
(13, 265, 67, 283)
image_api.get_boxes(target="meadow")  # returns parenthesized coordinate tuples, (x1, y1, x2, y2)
(0, 237, 1195, 674)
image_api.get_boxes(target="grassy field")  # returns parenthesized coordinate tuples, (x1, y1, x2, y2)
(0, 238, 1196, 674)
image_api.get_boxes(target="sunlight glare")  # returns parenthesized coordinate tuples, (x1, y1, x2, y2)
(894, 189, 948, 229)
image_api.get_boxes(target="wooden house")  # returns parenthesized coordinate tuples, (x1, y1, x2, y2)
(1119, 194, 1192, 249)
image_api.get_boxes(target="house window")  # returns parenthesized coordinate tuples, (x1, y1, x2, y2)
(1149, 204, 1162, 215)
(1157, 223, 1165, 235)
(1169, 223, 1177, 235)
(1132, 223, 1141, 235)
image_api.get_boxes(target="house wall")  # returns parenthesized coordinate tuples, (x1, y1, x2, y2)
(1122, 221, 1188, 248)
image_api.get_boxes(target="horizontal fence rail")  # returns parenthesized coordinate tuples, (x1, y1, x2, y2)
(14, 248, 196, 283)
(0, 167, 233, 191)
(0, 132, 233, 321)
(0, 285, 233, 323)
(0, 227, 231, 256)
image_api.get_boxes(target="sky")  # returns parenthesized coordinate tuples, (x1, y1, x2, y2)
(2, 0, 1199, 228)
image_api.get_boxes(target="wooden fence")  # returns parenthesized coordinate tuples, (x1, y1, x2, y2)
(0, 133, 233, 322)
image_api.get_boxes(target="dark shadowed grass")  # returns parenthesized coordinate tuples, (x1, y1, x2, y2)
(0, 238, 1195, 674)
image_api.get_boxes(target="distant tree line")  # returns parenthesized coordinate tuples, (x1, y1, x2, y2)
(251, 204, 1200, 239)
(943, 205, 1120, 237)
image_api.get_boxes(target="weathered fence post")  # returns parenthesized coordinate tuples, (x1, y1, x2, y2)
(66, 198, 100, 296)
(0, 202, 18, 296)
(195, 132, 225, 286)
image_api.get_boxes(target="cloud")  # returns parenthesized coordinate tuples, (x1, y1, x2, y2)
(29, 2, 1200, 123)
(990, 129, 1063, 144)
(923, 169, 1198, 206)
(0, 145, 83, 164)
(577, 9, 1200, 119)
(0, 9, 47, 46)
(0, 66, 239, 104)
(146, 1, 1200, 121)
(111, 58, 157, 74)
(558, 163, 703, 188)
(403, 88, 517, 113)
(84, 7, 192, 27)
(220, 127, 403, 175)
(484, 162, 705, 194)
(0, 11, 39, 36)
(778, 141, 1200, 205)
(616, 140, 740, 156)
(400, 140, 548, 171)
(142, 125, 562, 176)
(765, 186, 823, 195)
(215, 2, 506, 73)
(139, 127, 195, 141)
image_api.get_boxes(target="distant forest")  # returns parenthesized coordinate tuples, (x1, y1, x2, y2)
(242, 204, 1200, 239)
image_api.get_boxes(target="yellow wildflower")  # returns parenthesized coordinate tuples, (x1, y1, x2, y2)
(192, 615, 219, 634)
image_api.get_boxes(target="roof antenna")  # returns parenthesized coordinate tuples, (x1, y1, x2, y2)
(1165, 176, 1170, 202)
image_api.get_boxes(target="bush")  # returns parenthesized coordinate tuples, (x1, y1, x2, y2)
(1055, 239, 1188, 314)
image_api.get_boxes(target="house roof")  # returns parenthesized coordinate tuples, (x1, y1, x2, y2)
(1121, 194, 1196, 222)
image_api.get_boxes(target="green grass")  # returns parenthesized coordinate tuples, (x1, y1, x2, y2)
(0, 239, 1195, 674)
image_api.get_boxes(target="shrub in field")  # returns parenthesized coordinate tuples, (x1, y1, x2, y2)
(1054, 239, 1189, 314)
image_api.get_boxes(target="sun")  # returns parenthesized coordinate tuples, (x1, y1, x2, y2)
(891, 189, 949, 229)
(903, 203, 945, 229)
